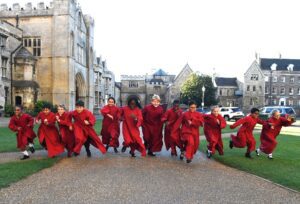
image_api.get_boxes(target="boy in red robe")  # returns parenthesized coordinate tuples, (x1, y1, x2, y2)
(203, 106, 227, 158)
(36, 103, 65, 158)
(229, 108, 266, 159)
(8, 106, 36, 160)
(161, 99, 183, 157)
(256, 109, 294, 159)
(56, 105, 75, 157)
(121, 97, 146, 157)
(172, 101, 204, 163)
(71, 100, 106, 157)
(142, 94, 164, 156)
(100, 97, 120, 153)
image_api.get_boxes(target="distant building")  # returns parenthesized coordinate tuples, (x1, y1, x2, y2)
(214, 77, 243, 108)
(120, 64, 193, 107)
(243, 58, 300, 115)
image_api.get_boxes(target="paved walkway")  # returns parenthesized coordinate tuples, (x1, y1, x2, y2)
(0, 144, 299, 203)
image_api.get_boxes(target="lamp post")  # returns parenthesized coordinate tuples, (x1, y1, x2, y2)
(202, 85, 205, 110)
(269, 63, 277, 105)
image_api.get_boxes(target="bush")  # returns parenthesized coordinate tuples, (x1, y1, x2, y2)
(4, 104, 14, 117)
(32, 101, 57, 116)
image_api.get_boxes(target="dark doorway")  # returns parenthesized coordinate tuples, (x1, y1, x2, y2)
(15, 96, 22, 106)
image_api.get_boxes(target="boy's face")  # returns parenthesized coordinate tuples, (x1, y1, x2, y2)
(173, 103, 179, 110)
(129, 100, 136, 109)
(75, 106, 84, 113)
(14, 107, 21, 116)
(57, 107, 65, 115)
(189, 104, 197, 112)
(108, 99, 115, 106)
(151, 99, 160, 107)
(43, 108, 50, 115)
(212, 108, 219, 116)
(251, 111, 259, 119)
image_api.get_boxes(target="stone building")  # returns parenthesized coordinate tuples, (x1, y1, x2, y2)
(243, 58, 300, 115)
(93, 56, 116, 112)
(0, 0, 96, 110)
(243, 61, 265, 113)
(120, 64, 193, 107)
(214, 77, 243, 108)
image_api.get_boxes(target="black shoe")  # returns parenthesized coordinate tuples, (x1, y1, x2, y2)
(73, 152, 79, 157)
(255, 149, 260, 156)
(20, 155, 30, 160)
(180, 152, 184, 160)
(86, 149, 92, 157)
(29, 146, 35, 154)
(206, 150, 212, 159)
(121, 146, 127, 153)
(186, 159, 192, 163)
(147, 151, 156, 157)
(106, 145, 109, 151)
(229, 140, 233, 149)
(114, 147, 119, 153)
(171, 152, 177, 157)
(245, 152, 253, 159)
(130, 151, 136, 157)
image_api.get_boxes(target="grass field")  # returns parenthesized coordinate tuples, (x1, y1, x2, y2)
(199, 134, 300, 191)
(0, 158, 60, 189)
(0, 120, 103, 153)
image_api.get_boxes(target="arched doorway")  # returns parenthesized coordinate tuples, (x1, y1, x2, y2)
(75, 72, 86, 103)
(15, 96, 22, 106)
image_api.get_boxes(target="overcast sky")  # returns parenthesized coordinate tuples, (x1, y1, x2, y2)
(2, 0, 300, 81)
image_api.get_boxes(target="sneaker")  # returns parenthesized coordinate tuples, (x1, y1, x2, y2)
(29, 146, 35, 154)
(255, 149, 260, 156)
(206, 150, 212, 159)
(121, 146, 127, 153)
(105, 145, 109, 151)
(130, 151, 136, 158)
(229, 140, 233, 149)
(73, 152, 79, 157)
(245, 152, 253, 159)
(147, 151, 156, 157)
(179, 152, 184, 160)
(86, 149, 92, 158)
(20, 155, 30, 160)
(268, 154, 273, 160)
(186, 159, 192, 163)
(114, 147, 119, 153)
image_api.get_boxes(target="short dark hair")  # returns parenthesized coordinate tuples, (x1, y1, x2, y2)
(250, 108, 259, 114)
(42, 103, 52, 110)
(108, 97, 116, 104)
(127, 97, 142, 109)
(188, 100, 197, 107)
(15, 105, 23, 110)
(173, 100, 180, 105)
(75, 100, 84, 107)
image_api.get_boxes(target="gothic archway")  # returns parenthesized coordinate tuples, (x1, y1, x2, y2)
(75, 72, 86, 103)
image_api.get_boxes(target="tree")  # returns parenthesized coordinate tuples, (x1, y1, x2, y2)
(180, 73, 217, 107)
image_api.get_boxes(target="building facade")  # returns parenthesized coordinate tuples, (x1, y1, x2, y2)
(1, 0, 96, 110)
(120, 65, 193, 107)
(214, 77, 243, 108)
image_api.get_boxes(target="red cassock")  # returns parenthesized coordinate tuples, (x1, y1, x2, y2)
(121, 106, 146, 156)
(161, 107, 183, 152)
(259, 117, 293, 154)
(142, 105, 164, 152)
(173, 111, 204, 160)
(203, 114, 227, 155)
(56, 112, 75, 155)
(36, 112, 65, 158)
(71, 109, 106, 155)
(100, 105, 121, 148)
(8, 113, 36, 150)
(230, 115, 265, 153)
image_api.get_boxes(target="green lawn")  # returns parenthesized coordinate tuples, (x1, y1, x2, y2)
(0, 158, 60, 189)
(0, 119, 103, 153)
(200, 134, 300, 191)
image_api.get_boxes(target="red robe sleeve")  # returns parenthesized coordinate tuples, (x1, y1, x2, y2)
(191, 113, 203, 127)
(280, 117, 293, 127)
(230, 117, 247, 129)
(26, 114, 34, 128)
(218, 115, 227, 129)
(47, 113, 57, 127)
(257, 118, 267, 126)
(100, 106, 110, 116)
(8, 117, 18, 132)
(58, 113, 72, 127)
(87, 110, 96, 126)
(161, 110, 169, 122)
(171, 114, 184, 135)
(136, 109, 143, 127)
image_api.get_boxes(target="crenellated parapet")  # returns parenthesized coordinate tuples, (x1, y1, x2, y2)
(121, 75, 146, 81)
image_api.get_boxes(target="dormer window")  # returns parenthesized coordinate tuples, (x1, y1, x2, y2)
(287, 64, 294, 72)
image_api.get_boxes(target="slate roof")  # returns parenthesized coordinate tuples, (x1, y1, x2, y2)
(15, 47, 35, 60)
(12, 80, 39, 89)
(260, 58, 300, 71)
(215, 77, 237, 87)
(153, 69, 168, 76)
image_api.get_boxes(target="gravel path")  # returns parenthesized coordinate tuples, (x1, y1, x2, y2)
(0, 145, 299, 204)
